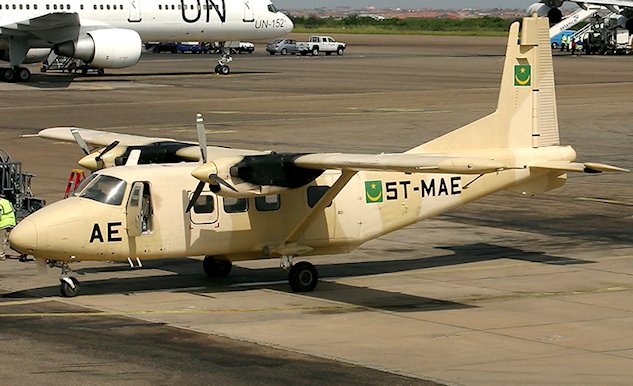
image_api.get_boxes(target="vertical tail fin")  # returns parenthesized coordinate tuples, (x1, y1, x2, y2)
(409, 16, 559, 153)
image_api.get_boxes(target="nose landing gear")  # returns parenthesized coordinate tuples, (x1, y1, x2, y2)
(48, 260, 80, 297)
(214, 47, 233, 75)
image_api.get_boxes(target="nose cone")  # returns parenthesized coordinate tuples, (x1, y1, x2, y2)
(9, 219, 38, 254)
(284, 14, 294, 33)
(78, 153, 102, 171)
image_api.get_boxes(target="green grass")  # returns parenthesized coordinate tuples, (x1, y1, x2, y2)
(289, 15, 516, 37)
(292, 26, 509, 37)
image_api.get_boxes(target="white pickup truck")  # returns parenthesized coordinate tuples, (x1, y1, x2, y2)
(296, 36, 346, 56)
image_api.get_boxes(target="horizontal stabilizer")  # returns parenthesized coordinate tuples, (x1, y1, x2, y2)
(293, 153, 508, 174)
(531, 161, 629, 173)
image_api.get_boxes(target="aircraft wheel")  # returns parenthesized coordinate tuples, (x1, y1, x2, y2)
(202, 256, 232, 278)
(3, 68, 16, 82)
(60, 277, 80, 297)
(218, 65, 230, 75)
(17, 67, 31, 82)
(288, 261, 318, 292)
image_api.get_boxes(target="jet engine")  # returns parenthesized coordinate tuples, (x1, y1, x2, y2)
(526, 3, 563, 24)
(617, 16, 633, 34)
(55, 28, 142, 68)
(191, 153, 324, 198)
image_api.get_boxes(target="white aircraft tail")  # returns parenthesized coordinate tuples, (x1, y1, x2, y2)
(410, 16, 559, 153)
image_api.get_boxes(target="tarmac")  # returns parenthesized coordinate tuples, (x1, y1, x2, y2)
(0, 33, 632, 385)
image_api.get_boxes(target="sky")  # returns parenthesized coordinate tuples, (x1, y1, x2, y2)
(273, 1, 555, 10)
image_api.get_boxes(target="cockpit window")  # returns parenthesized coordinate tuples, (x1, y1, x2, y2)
(76, 175, 127, 206)
(268, 4, 278, 13)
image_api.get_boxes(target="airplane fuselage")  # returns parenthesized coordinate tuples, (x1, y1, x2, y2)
(15, 145, 575, 264)
(0, 0, 292, 48)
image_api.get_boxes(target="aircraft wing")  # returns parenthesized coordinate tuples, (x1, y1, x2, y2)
(292, 153, 508, 174)
(0, 13, 81, 42)
(36, 127, 180, 147)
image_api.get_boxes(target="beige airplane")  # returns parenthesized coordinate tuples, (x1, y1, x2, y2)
(10, 15, 628, 297)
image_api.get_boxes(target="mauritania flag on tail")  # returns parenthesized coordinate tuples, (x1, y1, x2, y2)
(514, 64, 531, 86)
(365, 180, 383, 203)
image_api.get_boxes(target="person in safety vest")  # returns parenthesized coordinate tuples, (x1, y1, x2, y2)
(0, 194, 16, 260)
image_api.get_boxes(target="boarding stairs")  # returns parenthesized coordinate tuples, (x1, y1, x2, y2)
(549, 6, 601, 38)
(41, 51, 76, 73)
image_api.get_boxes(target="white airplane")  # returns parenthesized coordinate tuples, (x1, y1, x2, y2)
(9, 16, 628, 297)
(0, 0, 292, 82)
(529, 0, 633, 31)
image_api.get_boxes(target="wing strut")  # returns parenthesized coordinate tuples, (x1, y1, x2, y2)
(274, 170, 357, 255)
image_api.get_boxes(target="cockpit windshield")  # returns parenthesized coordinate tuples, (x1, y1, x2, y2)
(268, 4, 278, 13)
(75, 174, 127, 206)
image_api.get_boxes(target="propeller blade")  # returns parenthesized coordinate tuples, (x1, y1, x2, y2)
(209, 174, 238, 192)
(185, 181, 206, 213)
(196, 113, 208, 163)
(96, 140, 120, 162)
(70, 129, 91, 155)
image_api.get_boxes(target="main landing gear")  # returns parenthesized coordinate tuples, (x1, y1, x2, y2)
(202, 255, 319, 292)
(48, 260, 80, 297)
(2, 66, 31, 82)
(280, 255, 319, 292)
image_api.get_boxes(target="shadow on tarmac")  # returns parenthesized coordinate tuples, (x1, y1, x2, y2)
(2, 243, 593, 311)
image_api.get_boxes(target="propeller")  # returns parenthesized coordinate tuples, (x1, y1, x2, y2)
(186, 114, 210, 213)
(95, 140, 120, 163)
(185, 114, 240, 213)
(71, 129, 91, 155)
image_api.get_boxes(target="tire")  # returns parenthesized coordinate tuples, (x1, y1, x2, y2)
(269, 51, 275, 55)
(60, 277, 80, 297)
(202, 256, 232, 278)
(311, 47, 319, 56)
(281, 48, 287, 55)
(337, 47, 344, 56)
(288, 261, 318, 292)
(214, 64, 222, 73)
(300, 52, 307, 56)
(97, 68, 105, 76)
(219, 65, 230, 75)
(17, 68, 30, 82)
(3, 68, 15, 82)
(551, 42, 558, 49)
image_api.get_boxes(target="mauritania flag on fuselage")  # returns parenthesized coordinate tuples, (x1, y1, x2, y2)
(365, 180, 383, 203)
(514, 64, 531, 86)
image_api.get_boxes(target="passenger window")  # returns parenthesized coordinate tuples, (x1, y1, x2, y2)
(18, 4, 22, 9)
(224, 197, 248, 213)
(307, 186, 331, 208)
(193, 195, 215, 214)
(34, 4, 37, 9)
(255, 195, 280, 212)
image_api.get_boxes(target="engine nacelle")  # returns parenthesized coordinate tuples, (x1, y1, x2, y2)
(192, 153, 324, 198)
(526, 3, 563, 24)
(617, 16, 633, 33)
(55, 28, 141, 68)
